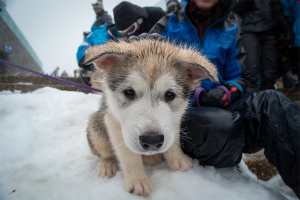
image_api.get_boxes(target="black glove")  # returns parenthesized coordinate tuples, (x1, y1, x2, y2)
(196, 85, 241, 108)
(201, 87, 229, 107)
(181, 106, 244, 168)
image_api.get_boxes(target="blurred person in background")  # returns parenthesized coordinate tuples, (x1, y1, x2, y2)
(76, 1, 165, 70)
(234, 0, 290, 91)
(92, 0, 113, 27)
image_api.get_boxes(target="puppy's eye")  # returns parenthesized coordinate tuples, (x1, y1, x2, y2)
(165, 90, 176, 102)
(123, 88, 136, 100)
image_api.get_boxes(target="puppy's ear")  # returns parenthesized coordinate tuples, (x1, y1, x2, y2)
(84, 46, 132, 71)
(92, 53, 131, 71)
(175, 61, 218, 86)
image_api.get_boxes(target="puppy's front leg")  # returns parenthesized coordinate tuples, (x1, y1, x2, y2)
(105, 113, 151, 197)
(164, 134, 193, 171)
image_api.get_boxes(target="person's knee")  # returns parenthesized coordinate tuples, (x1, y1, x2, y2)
(260, 89, 281, 96)
(256, 89, 287, 102)
(183, 107, 234, 131)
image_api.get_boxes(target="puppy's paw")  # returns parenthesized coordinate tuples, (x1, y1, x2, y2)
(124, 176, 152, 197)
(98, 158, 118, 178)
(166, 153, 193, 171)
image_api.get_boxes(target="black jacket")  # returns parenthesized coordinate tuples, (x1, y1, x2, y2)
(234, 0, 288, 33)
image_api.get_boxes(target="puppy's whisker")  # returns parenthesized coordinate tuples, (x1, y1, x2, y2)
(180, 138, 191, 144)
(180, 135, 192, 140)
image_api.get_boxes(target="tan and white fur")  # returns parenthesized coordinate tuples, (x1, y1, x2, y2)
(86, 39, 218, 196)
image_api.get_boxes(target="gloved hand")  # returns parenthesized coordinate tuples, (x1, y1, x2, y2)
(194, 85, 241, 108)
(201, 87, 230, 107)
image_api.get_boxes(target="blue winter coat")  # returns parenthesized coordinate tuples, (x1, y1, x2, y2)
(76, 24, 112, 65)
(161, 0, 243, 92)
(281, 0, 300, 47)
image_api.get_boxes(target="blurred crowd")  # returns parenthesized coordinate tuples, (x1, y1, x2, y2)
(77, 0, 300, 92)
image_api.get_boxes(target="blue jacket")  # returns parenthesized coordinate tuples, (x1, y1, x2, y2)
(281, 0, 300, 47)
(162, 0, 243, 92)
(76, 24, 112, 65)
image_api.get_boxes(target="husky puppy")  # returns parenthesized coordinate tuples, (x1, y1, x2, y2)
(85, 39, 218, 196)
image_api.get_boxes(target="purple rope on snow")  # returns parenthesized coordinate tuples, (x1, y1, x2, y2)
(0, 59, 102, 94)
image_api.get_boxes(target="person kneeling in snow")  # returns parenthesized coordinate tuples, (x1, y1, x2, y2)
(152, 0, 300, 198)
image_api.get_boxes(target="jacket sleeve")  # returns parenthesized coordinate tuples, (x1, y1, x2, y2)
(223, 29, 245, 93)
(76, 24, 112, 67)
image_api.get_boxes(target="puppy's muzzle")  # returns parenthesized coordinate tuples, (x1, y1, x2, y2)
(139, 133, 164, 151)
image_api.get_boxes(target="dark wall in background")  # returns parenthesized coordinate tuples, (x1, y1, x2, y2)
(0, 1, 43, 75)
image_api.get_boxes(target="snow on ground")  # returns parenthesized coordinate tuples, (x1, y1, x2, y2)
(0, 88, 297, 200)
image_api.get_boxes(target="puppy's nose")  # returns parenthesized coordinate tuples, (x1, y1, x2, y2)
(139, 134, 164, 151)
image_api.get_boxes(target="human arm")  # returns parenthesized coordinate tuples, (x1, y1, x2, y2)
(194, 26, 244, 108)
(76, 24, 112, 69)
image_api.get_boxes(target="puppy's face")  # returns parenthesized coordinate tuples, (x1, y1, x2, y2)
(105, 67, 188, 155)
(89, 45, 215, 155)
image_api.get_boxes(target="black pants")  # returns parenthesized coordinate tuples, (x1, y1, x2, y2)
(296, 47, 300, 78)
(242, 32, 279, 89)
(181, 90, 300, 198)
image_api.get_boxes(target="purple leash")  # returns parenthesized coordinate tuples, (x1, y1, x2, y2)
(0, 59, 102, 94)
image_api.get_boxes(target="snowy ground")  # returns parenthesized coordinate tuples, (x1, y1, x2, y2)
(0, 88, 297, 200)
